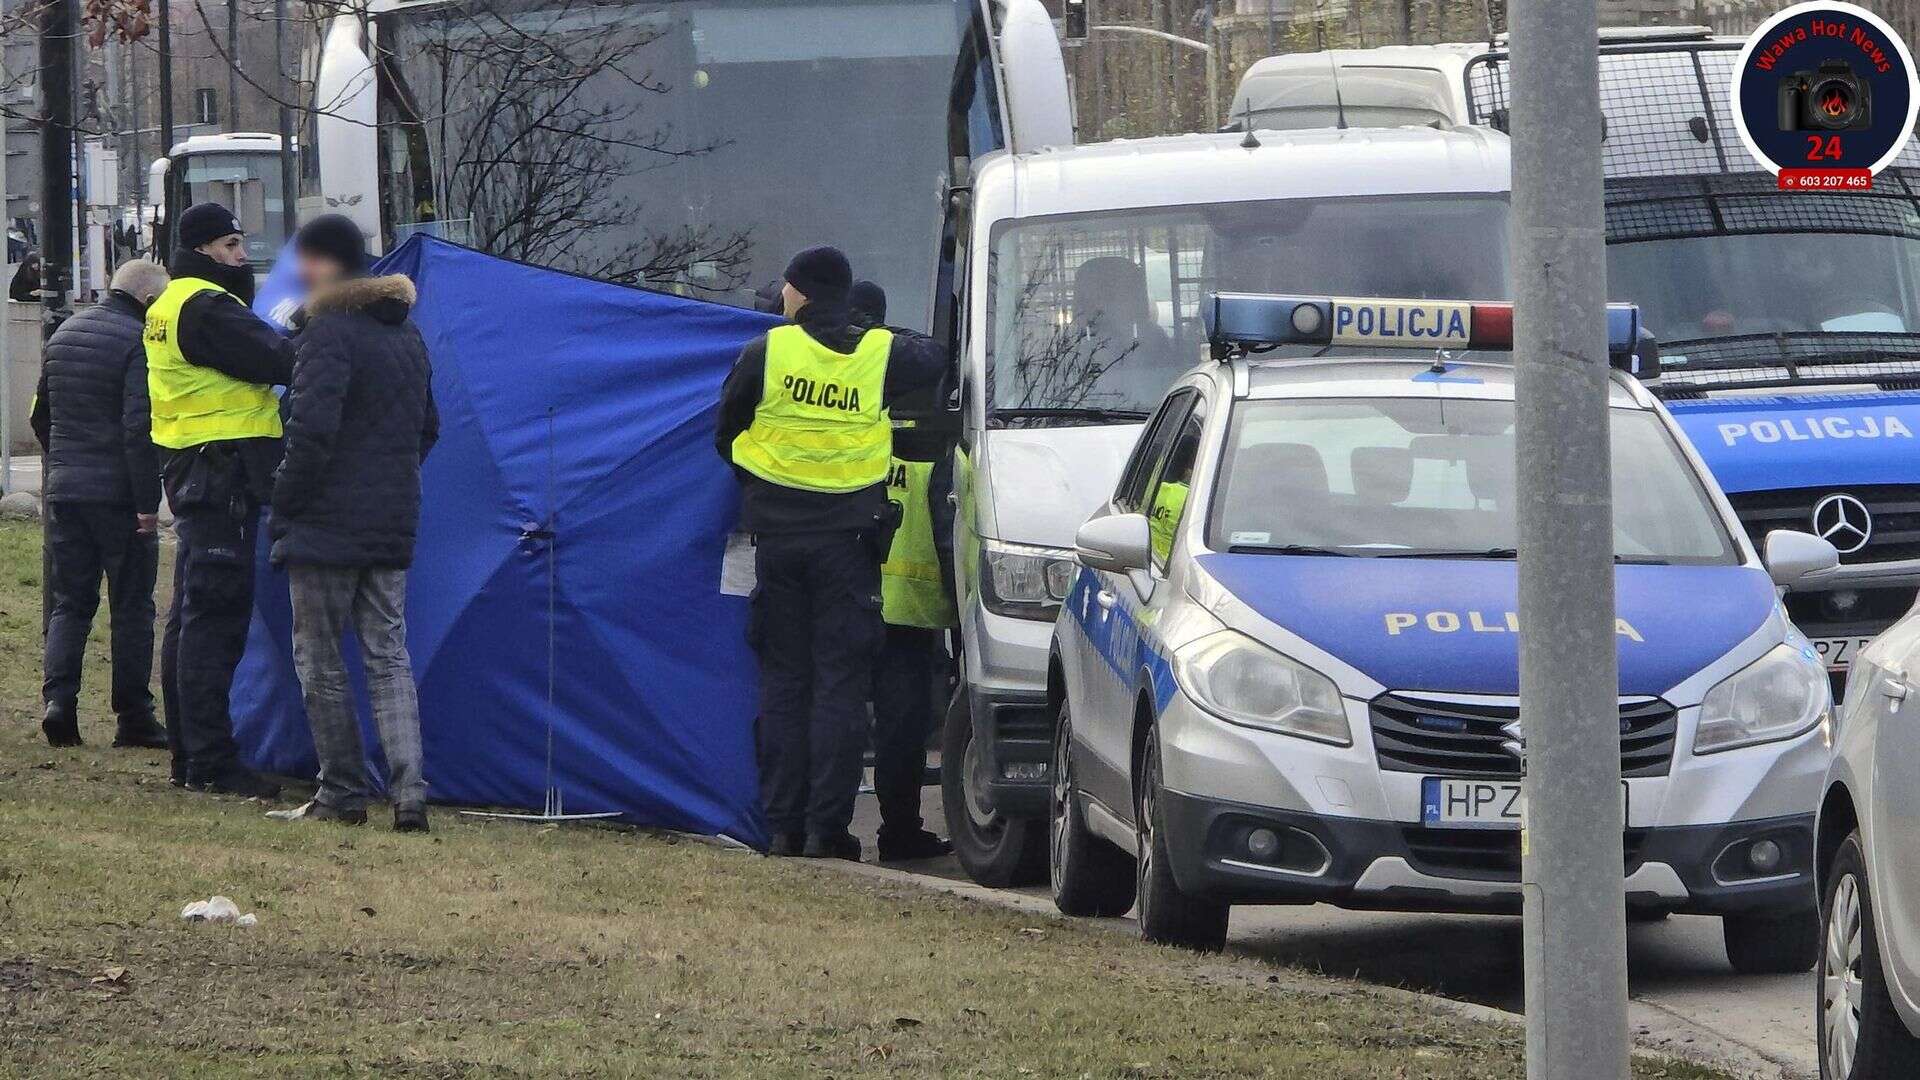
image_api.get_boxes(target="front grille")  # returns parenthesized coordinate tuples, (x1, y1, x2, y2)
(1370, 693, 1677, 779)
(1401, 827, 1651, 882)
(1726, 485, 1920, 565)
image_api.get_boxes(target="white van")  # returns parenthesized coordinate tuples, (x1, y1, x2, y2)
(940, 125, 1515, 885)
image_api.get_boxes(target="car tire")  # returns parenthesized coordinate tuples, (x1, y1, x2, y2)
(942, 686, 1046, 888)
(1819, 833, 1920, 1079)
(1724, 907, 1820, 975)
(1134, 732, 1229, 952)
(1049, 700, 1137, 918)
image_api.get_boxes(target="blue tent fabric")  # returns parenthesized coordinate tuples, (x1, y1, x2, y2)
(231, 235, 778, 846)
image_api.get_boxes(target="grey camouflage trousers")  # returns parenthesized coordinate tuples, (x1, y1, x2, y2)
(289, 565, 426, 811)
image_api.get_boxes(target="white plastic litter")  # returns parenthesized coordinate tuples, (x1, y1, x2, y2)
(264, 801, 314, 822)
(179, 896, 256, 926)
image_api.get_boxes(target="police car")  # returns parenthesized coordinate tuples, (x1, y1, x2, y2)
(1046, 292, 1838, 971)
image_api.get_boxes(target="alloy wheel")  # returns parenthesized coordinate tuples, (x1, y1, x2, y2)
(1824, 871, 1864, 1079)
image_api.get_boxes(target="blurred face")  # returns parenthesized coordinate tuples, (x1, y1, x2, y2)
(781, 281, 806, 319)
(295, 249, 346, 292)
(197, 234, 248, 268)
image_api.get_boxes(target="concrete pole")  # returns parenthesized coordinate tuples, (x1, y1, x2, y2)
(158, 0, 176, 262)
(0, 48, 10, 497)
(1507, 0, 1629, 1076)
(275, 0, 297, 242)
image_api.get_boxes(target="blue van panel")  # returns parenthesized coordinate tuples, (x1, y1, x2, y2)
(1194, 554, 1776, 697)
(1667, 391, 1920, 494)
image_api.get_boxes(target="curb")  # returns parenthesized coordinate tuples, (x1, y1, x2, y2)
(814, 856, 1808, 1080)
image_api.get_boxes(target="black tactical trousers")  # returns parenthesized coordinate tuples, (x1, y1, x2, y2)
(751, 529, 884, 839)
(871, 624, 941, 841)
(42, 501, 158, 719)
(161, 503, 259, 784)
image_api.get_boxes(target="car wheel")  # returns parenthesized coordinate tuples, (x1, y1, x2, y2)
(1724, 908, 1819, 975)
(941, 686, 1046, 887)
(1049, 699, 1137, 918)
(1819, 833, 1920, 1079)
(1133, 731, 1228, 951)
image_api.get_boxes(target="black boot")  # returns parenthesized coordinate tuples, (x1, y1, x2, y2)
(111, 713, 169, 750)
(306, 800, 367, 825)
(192, 766, 281, 800)
(802, 831, 863, 862)
(393, 805, 429, 833)
(877, 828, 953, 862)
(766, 832, 806, 857)
(41, 703, 82, 748)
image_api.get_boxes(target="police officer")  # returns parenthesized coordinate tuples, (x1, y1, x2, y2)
(850, 280, 954, 862)
(148, 203, 294, 798)
(716, 247, 945, 860)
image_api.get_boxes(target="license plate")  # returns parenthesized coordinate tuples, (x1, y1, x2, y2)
(1421, 777, 1628, 830)
(1810, 636, 1875, 671)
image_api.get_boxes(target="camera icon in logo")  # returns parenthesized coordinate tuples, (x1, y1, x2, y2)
(1778, 59, 1873, 132)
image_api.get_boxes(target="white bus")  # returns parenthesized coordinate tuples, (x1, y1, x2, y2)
(150, 132, 291, 271)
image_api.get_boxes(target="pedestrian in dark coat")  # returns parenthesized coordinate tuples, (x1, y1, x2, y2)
(32, 259, 170, 749)
(271, 213, 439, 832)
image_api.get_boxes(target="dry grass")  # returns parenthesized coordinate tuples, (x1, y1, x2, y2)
(0, 521, 1731, 1079)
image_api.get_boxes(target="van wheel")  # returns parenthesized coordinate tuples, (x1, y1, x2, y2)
(1049, 700, 1136, 917)
(942, 687, 1046, 887)
(1725, 908, 1819, 975)
(1134, 733, 1228, 951)
(1819, 833, 1920, 1079)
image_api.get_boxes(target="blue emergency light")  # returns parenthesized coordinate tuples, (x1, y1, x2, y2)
(1205, 292, 1645, 364)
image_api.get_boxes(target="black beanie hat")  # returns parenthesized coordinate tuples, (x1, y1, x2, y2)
(849, 280, 887, 324)
(294, 213, 368, 274)
(177, 202, 244, 251)
(783, 245, 852, 304)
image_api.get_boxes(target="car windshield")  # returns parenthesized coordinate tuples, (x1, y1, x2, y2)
(1608, 230, 1920, 346)
(1208, 397, 1737, 565)
(986, 195, 1509, 426)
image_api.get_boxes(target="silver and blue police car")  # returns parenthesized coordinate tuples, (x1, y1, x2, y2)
(1046, 292, 1839, 971)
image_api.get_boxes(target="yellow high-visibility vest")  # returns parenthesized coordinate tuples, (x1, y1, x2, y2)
(143, 276, 282, 450)
(882, 455, 957, 629)
(731, 324, 892, 492)
(1149, 480, 1188, 565)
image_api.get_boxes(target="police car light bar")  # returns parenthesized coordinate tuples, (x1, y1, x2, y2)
(1205, 293, 1642, 357)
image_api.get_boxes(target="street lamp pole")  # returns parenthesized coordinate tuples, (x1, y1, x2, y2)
(1508, 0, 1630, 1075)
(1091, 23, 1219, 131)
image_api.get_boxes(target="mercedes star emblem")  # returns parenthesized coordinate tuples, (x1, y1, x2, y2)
(1811, 493, 1873, 556)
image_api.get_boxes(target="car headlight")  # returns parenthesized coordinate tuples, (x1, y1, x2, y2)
(1174, 630, 1350, 745)
(1694, 643, 1830, 755)
(980, 541, 1076, 621)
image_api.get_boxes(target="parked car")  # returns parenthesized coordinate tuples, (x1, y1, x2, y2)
(1815, 621, 1920, 1077)
(1047, 291, 1836, 972)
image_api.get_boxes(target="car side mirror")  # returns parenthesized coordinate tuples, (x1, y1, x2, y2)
(1076, 513, 1151, 574)
(1765, 529, 1840, 589)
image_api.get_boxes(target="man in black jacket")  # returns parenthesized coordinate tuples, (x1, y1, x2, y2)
(715, 247, 947, 860)
(31, 259, 171, 749)
(271, 215, 439, 832)
(149, 202, 296, 799)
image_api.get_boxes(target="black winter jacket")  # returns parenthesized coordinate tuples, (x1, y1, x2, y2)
(159, 248, 297, 508)
(270, 274, 439, 569)
(714, 300, 947, 534)
(30, 290, 162, 512)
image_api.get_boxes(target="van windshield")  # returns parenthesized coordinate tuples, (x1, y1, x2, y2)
(1208, 398, 1737, 565)
(1608, 231, 1920, 343)
(986, 195, 1509, 426)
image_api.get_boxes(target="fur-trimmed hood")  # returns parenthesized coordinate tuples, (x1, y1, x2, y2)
(306, 274, 417, 324)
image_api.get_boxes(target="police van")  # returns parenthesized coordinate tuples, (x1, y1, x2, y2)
(1047, 292, 1836, 972)
(1231, 27, 1920, 704)
(936, 125, 1516, 887)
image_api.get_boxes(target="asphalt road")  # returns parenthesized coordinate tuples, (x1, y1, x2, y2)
(851, 784, 1818, 1079)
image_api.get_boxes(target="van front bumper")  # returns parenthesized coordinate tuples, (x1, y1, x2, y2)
(1158, 789, 1816, 917)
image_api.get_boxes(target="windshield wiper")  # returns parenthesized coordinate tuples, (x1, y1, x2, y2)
(1374, 548, 1519, 560)
(1227, 544, 1358, 556)
(990, 406, 1151, 426)
(1614, 555, 1672, 565)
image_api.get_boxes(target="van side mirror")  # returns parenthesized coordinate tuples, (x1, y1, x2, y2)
(1765, 530, 1840, 589)
(1076, 513, 1151, 574)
